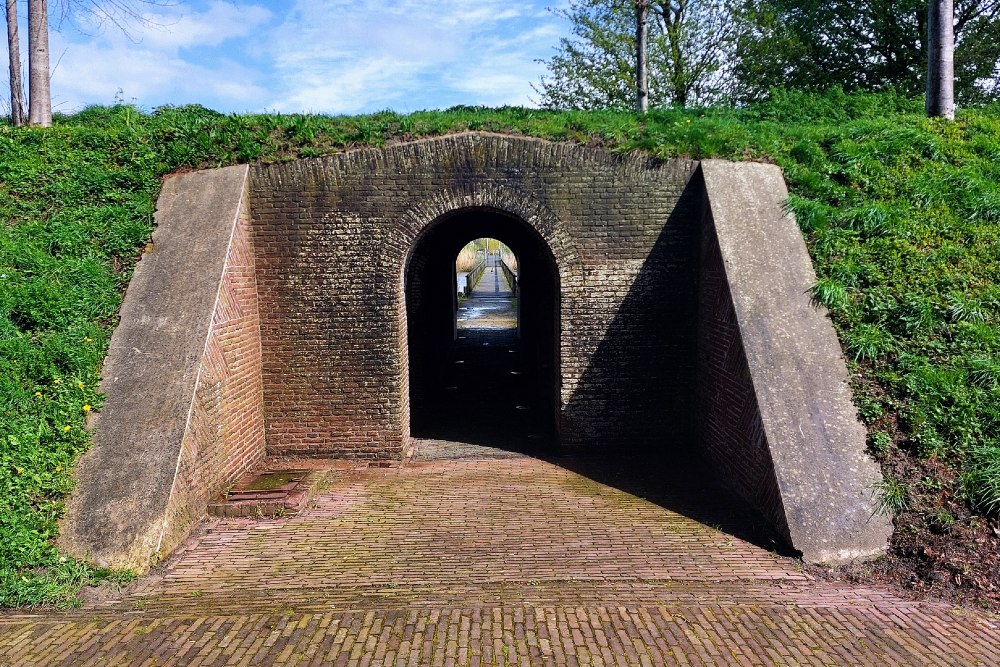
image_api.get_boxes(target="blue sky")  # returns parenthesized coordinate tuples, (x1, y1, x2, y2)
(2, 0, 571, 115)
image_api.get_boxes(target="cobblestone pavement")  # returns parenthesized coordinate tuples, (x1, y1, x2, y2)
(3, 452, 999, 666)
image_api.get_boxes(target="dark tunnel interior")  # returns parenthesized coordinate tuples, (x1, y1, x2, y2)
(405, 208, 559, 450)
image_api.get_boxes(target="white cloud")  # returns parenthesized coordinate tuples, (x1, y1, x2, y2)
(2, 0, 572, 115)
(133, 2, 272, 50)
(62, 1, 272, 51)
(49, 34, 267, 111)
(263, 0, 568, 113)
(444, 23, 565, 106)
(45, 1, 273, 111)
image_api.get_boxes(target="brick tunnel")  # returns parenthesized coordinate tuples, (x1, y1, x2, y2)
(247, 133, 704, 458)
(60, 133, 892, 570)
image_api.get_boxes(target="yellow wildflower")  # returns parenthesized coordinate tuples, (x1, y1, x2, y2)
(53, 379, 60, 385)
(77, 382, 84, 389)
(63, 425, 71, 432)
(34, 391, 41, 397)
(83, 404, 92, 412)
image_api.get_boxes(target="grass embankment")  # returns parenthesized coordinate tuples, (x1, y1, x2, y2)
(2, 91, 999, 607)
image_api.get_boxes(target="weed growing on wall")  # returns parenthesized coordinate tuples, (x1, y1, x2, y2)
(2, 90, 1000, 606)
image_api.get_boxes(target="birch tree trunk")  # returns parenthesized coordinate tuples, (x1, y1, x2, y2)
(6, 0, 24, 125)
(926, 0, 955, 119)
(635, 0, 649, 113)
(27, 0, 50, 127)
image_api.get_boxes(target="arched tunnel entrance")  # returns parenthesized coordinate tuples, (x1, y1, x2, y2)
(406, 208, 559, 450)
(60, 138, 891, 569)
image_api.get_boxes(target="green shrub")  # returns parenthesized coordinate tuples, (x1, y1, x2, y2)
(873, 475, 910, 516)
(963, 445, 1000, 515)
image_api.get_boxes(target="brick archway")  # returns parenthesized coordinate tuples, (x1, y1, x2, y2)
(62, 135, 891, 569)
(249, 133, 694, 459)
(402, 206, 562, 447)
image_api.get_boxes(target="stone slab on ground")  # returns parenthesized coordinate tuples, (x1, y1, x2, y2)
(4, 455, 997, 665)
(206, 467, 331, 519)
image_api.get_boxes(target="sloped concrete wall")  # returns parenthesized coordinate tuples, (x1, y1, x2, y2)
(697, 160, 891, 563)
(60, 165, 267, 570)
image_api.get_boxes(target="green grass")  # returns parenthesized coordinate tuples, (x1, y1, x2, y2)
(2, 89, 1000, 606)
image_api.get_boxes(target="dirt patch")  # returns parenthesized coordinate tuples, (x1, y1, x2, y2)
(811, 448, 1000, 614)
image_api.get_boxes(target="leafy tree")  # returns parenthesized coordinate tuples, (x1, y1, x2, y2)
(732, 0, 1000, 104)
(535, 0, 740, 109)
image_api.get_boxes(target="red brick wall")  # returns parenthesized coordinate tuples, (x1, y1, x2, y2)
(696, 190, 791, 544)
(160, 196, 267, 554)
(249, 134, 699, 458)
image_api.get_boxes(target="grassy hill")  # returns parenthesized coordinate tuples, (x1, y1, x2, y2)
(2, 90, 999, 608)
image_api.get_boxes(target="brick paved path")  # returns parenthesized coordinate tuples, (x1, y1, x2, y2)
(3, 451, 999, 665)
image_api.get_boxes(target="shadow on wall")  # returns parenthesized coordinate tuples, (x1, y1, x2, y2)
(561, 174, 701, 456)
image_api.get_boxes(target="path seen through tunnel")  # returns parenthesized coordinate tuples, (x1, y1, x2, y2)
(412, 254, 553, 451)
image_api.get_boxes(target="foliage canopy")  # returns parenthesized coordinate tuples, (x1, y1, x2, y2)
(735, 0, 1000, 104)
(534, 0, 1000, 108)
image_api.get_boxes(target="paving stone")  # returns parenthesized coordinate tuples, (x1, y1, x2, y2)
(3, 455, 997, 665)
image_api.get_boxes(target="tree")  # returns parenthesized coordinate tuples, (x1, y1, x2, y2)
(9, 0, 170, 127)
(535, 0, 740, 109)
(6, 0, 24, 125)
(732, 0, 1000, 104)
(926, 0, 955, 118)
(28, 0, 51, 126)
(650, 1, 740, 107)
(636, 0, 649, 112)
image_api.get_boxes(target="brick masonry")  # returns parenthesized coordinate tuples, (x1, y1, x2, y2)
(158, 194, 267, 557)
(249, 133, 699, 458)
(698, 202, 790, 543)
(11, 457, 998, 666)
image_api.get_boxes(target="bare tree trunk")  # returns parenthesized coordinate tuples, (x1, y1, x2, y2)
(926, 0, 954, 119)
(6, 0, 24, 125)
(636, 0, 649, 113)
(27, 0, 50, 127)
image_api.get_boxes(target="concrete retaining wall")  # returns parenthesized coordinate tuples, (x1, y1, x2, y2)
(697, 160, 891, 563)
(59, 165, 266, 570)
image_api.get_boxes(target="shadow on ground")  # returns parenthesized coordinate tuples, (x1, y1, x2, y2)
(412, 253, 790, 559)
(412, 437, 793, 560)
(545, 449, 796, 558)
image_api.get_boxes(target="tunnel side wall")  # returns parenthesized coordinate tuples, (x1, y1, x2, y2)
(60, 165, 267, 570)
(249, 133, 699, 457)
(697, 160, 892, 563)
